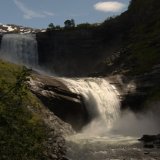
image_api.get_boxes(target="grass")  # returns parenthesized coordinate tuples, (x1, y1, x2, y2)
(0, 59, 47, 160)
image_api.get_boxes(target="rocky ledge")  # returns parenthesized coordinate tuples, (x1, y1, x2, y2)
(28, 72, 90, 131)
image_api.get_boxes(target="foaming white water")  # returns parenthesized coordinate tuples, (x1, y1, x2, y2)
(0, 34, 38, 67)
(61, 77, 160, 160)
(62, 77, 120, 134)
(66, 134, 142, 160)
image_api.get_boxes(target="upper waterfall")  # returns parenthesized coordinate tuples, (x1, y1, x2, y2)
(0, 34, 38, 67)
(62, 77, 120, 132)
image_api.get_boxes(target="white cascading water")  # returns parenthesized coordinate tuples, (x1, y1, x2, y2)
(61, 77, 160, 160)
(62, 77, 120, 132)
(60, 77, 153, 160)
(0, 34, 38, 67)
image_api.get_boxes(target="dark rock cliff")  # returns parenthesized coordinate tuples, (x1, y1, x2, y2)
(36, 29, 122, 76)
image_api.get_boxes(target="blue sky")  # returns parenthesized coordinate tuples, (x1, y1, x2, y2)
(0, 0, 130, 29)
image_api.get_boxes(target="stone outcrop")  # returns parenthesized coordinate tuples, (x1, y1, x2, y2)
(106, 62, 160, 111)
(100, 46, 160, 111)
(120, 64, 160, 111)
(28, 72, 90, 131)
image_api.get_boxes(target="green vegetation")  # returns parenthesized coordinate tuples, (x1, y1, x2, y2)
(127, 0, 160, 74)
(64, 19, 75, 29)
(100, 0, 160, 75)
(47, 23, 61, 31)
(48, 23, 55, 30)
(0, 60, 47, 160)
(126, 0, 160, 104)
(76, 23, 100, 29)
(47, 19, 76, 31)
(47, 19, 99, 32)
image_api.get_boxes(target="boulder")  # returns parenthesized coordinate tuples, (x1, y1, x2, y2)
(139, 135, 157, 142)
(28, 72, 90, 131)
(139, 134, 160, 148)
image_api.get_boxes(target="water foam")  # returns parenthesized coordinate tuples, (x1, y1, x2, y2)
(62, 77, 120, 134)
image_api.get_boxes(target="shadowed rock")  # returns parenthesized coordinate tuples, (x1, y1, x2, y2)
(139, 134, 160, 148)
(28, 72, 90, 131)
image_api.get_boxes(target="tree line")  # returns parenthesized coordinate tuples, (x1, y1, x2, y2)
(47, 19, 100, 31)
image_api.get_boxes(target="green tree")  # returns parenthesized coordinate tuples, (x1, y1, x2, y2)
(71, 19, 75, 27)
(77, 23, 92, 29)
(55, 25, 61, 30)
(48, 23, 55, 29)
(64, 19, 75, 28)
(47, 23, 56, 31)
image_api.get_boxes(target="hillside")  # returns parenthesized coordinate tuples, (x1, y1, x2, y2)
(128, 0, 160, 74)
(100, 0, 160, 75)
(0, 60, 72, 160)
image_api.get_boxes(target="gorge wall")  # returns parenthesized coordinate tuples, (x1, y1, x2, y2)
(36, 29, 122, 76)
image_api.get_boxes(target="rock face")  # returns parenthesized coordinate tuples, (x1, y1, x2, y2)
(102, 46, 160, 111)
(120, 64, 160, 111)
(36, 29, 121, 76)
(28, 72, 90, 131)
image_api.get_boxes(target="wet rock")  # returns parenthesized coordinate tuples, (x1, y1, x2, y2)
(50, 154, 57, 159)
(139, 135, 157, 142)
(28, 73, 90, 131)
(139, 134, 160, 148)
(62, 156, 70, 160)
(144, 144, 154, 148)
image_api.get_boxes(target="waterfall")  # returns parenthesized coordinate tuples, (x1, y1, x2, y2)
(62, 78, 140, 160)
(62, 78, 154, 160)
(0, 34, 38, 67)
(62, 77, 120, 133)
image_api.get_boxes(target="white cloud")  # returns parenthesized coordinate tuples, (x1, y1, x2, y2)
(13, 0, 54, 19)
(94, 1, 126, 13)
